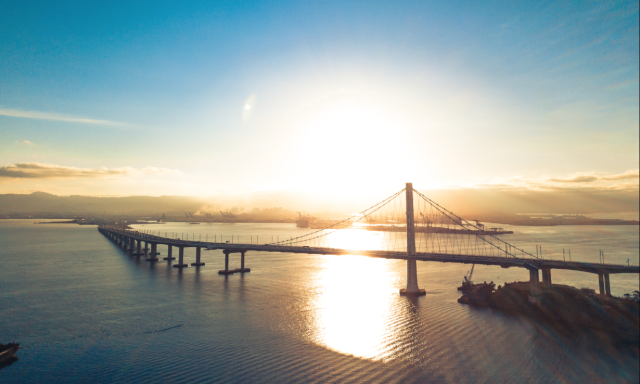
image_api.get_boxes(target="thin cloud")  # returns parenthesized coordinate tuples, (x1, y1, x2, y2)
(602, 170, 639, 181)
(0, 108, 135, 127)
(548, 175, 598, 183)
(23, 140, 34, 145)
(0, 163, 180, 179)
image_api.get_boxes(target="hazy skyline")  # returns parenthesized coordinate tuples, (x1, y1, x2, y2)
(1, 1, 638, 208)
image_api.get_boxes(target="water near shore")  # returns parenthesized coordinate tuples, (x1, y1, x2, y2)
(1, 220, 638, 383)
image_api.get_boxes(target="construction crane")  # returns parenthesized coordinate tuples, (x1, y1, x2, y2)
(458, 264, 476, 292)
(464, 264, 475, 284)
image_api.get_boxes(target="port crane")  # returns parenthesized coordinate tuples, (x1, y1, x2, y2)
(472, 220, 485, 231)
(460, 264, 476, 292)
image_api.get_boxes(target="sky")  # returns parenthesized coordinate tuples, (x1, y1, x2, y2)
(1, 1, 638, 212)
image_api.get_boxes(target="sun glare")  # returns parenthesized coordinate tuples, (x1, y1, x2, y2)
(293, 102, 412, 196)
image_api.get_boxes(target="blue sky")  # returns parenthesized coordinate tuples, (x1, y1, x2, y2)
(1, 1, 638, 206)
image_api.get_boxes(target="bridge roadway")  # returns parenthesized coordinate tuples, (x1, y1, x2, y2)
(99, 227, 638, 296)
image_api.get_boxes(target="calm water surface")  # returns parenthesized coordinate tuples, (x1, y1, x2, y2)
(1, 220, 638, 383)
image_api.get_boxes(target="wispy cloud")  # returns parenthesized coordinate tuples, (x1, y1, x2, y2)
(0, 108, 135, 127)
(601, 170, 639, 181)
(0, 163, 180, 179)
(547, 175, 598, 183)
(23, 140, 34, 145)
(490, 170, 640, 192)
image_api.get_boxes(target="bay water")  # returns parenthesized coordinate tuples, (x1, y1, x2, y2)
(1, 219, 638, 383)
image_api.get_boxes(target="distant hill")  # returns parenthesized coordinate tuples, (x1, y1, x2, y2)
(0, 192, 204, 216)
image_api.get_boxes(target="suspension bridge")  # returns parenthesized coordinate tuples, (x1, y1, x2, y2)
(99, 183, 638, 297)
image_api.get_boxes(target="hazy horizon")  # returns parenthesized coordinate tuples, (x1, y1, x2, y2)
(1, 185, 637, 218)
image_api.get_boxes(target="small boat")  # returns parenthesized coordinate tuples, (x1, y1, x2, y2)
(0, 342, 20, 362)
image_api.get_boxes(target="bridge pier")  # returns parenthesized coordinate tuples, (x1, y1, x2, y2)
(143, 242, 149, 258)
(147, 243, 159, 261)
(128, 238, 134, 254)
(400, 183, 425, 296)
(191, 246, 205, 266)
(164, 245, 175, 261)
(400, 259, 424, 295)
(237, 251, 250, 273)
(134, 239, 142, 256)
(173, 246, 188, 268)
(541, 268, 552, 288)
(219, 250, 235, 275)
(598, 273, 611, 296)
(598, 273, 605, 295)
(529, 268, 541, 296)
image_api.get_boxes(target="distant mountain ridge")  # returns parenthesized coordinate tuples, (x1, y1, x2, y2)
(0, 192, 203, 215)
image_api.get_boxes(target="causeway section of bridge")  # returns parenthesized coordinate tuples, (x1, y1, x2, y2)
(99, 226, 638, 298)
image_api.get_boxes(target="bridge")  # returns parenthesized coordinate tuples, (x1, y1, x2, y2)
(99, 183, 639, 298)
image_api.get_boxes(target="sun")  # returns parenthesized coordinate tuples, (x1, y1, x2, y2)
(291, 101, 412, 196)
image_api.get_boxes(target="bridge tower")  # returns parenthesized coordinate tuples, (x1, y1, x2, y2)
(400, 182, 426, 296)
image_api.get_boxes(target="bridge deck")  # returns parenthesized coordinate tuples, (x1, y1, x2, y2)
(100, 228, 639, 275)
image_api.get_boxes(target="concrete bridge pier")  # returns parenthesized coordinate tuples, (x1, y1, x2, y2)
(219, 250, 235, 275)
(143, 242, 149, 258)
(191, 247, 205, 266)
(400, 259, 424, 296)
(541, 268, 552, 288)
(598, 273, 611, 296)
(134, 240, 142, 256)
(529, 268, 541, 296)
(237, 251, 250, 273)
(173, 246, 188, 268)
(128, 238, 135, 254)
(163, 245, 175, 261)
(147, 243, 159, 262)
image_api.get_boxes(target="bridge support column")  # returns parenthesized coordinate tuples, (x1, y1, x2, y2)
(143, 242, 149, 258)
(237, 251, 250, 273)
(135, 240, 142, 256)
(400, 259, 424, 295)
(164, 245, 175, 261)
(147, 243, 159, 261)
(128, 238, 134, 254)
(604, 273, 611, 297)
(219, 250, 235, 275)
(541, 268, 552, 288)
(173, 246, 188, 268)
(598, 273, 605, 295)
(400, 183, 425, 296)
(191, 246, 205, 266)
(529, 268, 541, 296)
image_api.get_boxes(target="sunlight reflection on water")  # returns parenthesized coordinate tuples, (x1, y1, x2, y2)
(310, 255, 398, 359)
